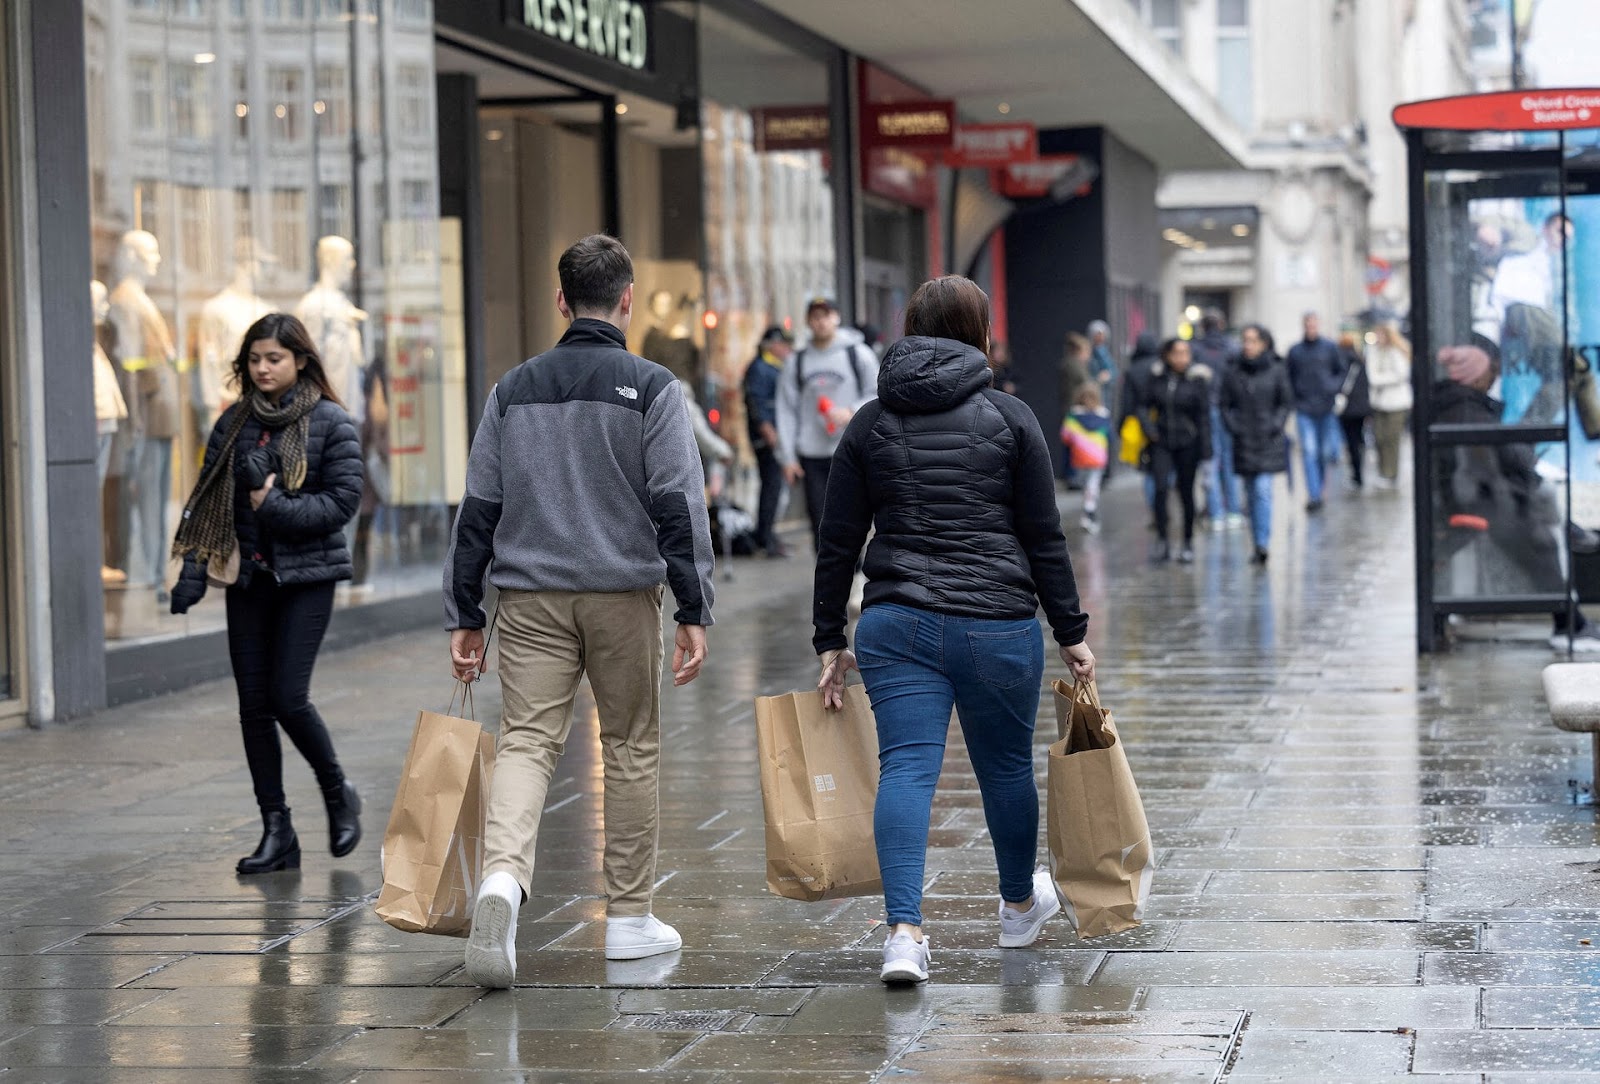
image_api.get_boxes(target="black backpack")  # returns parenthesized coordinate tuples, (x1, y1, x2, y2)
(795, 343, 871, 397)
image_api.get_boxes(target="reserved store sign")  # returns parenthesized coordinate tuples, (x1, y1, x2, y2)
(521, 0, 649, 71)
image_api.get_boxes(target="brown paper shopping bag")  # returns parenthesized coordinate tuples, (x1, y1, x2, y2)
(375, 685, 497, 937)
(1046, 678, 1153, 938)
(755, 684, 882, 902)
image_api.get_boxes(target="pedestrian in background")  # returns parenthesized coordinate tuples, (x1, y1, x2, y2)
(1138, 337, 1213, 564)
(446, 235, 715, 989)
(1191, 311, 1242, 532)
(169, 313, 364, 875)
(776, 296, 879, 550)
(1063, 383, 1112, 534)
(1088, 319, 1117, 393)
(1060, 332, 1092, 483)
(1335, 330, 1372, 489)
(742, 325, 794, 558)
(1286, 311, 1347, 513)
(1223, 324, 1294, 566)
(989, 340, 1019, 395)
(812, 275, 1095, 985)
(1366, 322, 1414, 489)
(1118, 332, 1163, 523)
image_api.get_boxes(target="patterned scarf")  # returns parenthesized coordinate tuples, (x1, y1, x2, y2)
(171, 384, 322, 570)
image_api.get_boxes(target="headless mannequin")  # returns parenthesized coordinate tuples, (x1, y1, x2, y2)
(92, 280, 128, 584)
(296, 236, 367, 423)
(109, 230, 179, 592)
(198, 246, 270, 421)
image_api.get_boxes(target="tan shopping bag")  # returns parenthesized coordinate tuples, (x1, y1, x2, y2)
(755, 684, 883, 902)
(1046, 678, 1153, 938)
(375, 684, 497, 937)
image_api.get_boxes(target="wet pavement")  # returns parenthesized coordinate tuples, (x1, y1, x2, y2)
(3, 470, 1600, 1081)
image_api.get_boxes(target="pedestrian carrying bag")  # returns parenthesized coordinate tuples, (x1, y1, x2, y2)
(755, 684, 882, 902)
(1118, 415, 1147, 467)
(375, 681, 497, 937)
(1047, 678, 1153, 938)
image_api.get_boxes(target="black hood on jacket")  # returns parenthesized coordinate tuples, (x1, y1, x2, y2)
(1238, 349, 1278, 373)
(876, 336, 993, 415)
(1130, 331, 1161, 362)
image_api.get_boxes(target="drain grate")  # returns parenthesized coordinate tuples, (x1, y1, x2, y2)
(621, 1011, 741, 1032)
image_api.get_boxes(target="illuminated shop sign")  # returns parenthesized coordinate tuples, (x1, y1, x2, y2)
(520, 0, 650, 72)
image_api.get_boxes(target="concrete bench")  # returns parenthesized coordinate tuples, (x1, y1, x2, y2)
(1541, 663, 1600, 790)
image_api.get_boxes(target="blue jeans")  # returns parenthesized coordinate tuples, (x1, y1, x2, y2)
(1203, 405, 1241, 517)
(855, 602, 1045, 926)
(1242, 473, 1274, 550)
(1295, 412, 1342, 502)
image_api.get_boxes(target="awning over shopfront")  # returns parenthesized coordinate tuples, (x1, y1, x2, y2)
(760, 0, 1246, 171)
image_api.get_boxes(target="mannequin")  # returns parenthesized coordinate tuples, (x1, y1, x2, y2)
(109, 230, 179, 593)
(640, 288, 699, 382)
(92, 280, 128, 584)
(296, 235, 367, 423)
(197, 240, 270, 422)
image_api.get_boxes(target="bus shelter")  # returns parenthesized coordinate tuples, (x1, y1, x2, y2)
(1395, 90, 1600, 652)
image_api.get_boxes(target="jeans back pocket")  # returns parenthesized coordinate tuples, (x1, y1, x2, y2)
(966, 625, 1042, 689)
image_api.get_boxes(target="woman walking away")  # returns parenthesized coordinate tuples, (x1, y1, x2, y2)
(1222, 325, 1293, 566)
(1366, 322, 1413, 489)
(812, 275, 1096, 985)
(171, 313, 365, 874)
(1138, 338, 1212, 564)
(1335, 331, 1372, 488)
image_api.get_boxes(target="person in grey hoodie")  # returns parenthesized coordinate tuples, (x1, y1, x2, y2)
(777, 295, 879, 548)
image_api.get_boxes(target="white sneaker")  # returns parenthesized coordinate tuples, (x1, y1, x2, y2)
(464, 893, 518, 989)
(605, 914, 683, 960)
(1552, 627, 1600, 653)
(1226, 513, 1246, 530)
(880, 931, 930, 984)
(998, 869, 1062, 948)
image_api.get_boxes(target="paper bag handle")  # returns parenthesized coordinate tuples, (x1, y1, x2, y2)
(1070, 677, 1105, 712)
(446, 604, 499, 719)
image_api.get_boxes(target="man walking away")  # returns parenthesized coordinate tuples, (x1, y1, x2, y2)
(1286, 311, 1346, 512)
(743, 325, 794, 558)
(1191, 311, 1241, 530)
(776, 295, 879, 549)
(444, 234, 716, 989)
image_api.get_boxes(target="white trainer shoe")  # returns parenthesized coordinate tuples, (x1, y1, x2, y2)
(605, 914, 683, 960)
(464, 893, 518, 989)
(998, 868, 1062, 948)
(880, 931, 931, 984)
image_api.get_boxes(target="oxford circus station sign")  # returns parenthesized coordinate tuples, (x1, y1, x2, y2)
(522, 0, 649, 71)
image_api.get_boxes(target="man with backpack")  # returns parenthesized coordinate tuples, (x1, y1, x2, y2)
(776, 295, 879, 549)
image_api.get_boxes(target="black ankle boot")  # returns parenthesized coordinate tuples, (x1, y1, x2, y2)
(237, 809, 300, 874)
(323, 779, 362, 858)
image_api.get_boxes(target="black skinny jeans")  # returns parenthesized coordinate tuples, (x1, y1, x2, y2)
(755, 447, 785, 554)
(226, 576, 344, 813)
(1340, 416, 1367, 485)
(1150, 443, 1203, 544)
(801, 454, 834, 551)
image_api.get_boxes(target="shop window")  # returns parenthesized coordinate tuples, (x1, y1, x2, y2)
(171, 62, 213, 144)
(268, 66, 304, 145)
(317, 183, 352, 243)
(1217, 0, 1253, 130)
(271, 188, 309, 277)
(130, 57, 162, 136)
(315, 63, 350, 140)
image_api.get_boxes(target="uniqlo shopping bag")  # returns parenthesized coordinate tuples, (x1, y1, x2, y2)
(375, 688, 496, 937)
(1046, 678, 1153, 938)
(755, 685, 882, 902)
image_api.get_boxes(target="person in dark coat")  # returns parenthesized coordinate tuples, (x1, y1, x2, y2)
(170, 313, 365, 875)
(1286, 312, 1347, 512)
(742, 325, 794, 557)
(1137, 337, 1213, 563)
(812, 276, 1094, 985)
(1222, 324, 1294, 565)
(1191, 311, 1241, 527)
(1335, 331, 1373, 488)
(1118, 332, 1163, 514)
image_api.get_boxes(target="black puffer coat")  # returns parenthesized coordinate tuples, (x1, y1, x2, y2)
(1137, 360, 1213, 455)
(812, 336, 1088, 653)
(173, 392, 362, 610)
(1221, 352, 1294, 476)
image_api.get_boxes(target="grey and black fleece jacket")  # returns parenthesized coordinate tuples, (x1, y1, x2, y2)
(443, 318, 716, 630)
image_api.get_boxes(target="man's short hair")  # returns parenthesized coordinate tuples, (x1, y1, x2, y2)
(558, 234, 634, 314)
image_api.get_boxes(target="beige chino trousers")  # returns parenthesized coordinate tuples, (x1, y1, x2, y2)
(483, 586, 664, 917)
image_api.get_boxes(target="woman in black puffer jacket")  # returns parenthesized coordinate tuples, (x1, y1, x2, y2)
(1221, 324, 1293, 565)
(1137, 338, 1213, 564)
(171, 313, 364, 875)
(813, 276, 1094, 985)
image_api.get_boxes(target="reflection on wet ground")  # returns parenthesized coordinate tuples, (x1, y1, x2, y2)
(2, 473, 1599, 1079)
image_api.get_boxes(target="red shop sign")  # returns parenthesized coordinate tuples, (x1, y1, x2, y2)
(996, 155, 1096, 200)
(752, 105, 830, 152)
(861, 100, 956, 150)
(1393, 88, 1600, 132)
(944, 123, 1037, 169)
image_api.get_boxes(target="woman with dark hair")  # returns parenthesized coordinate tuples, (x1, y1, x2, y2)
(812, 275, 1095, 985)
(1137, 337, 1213, 563)
(1221, 324, 1294, 565)
(171, 313, 365, 874)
